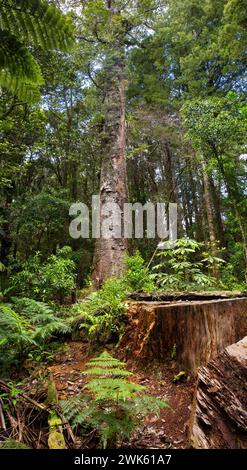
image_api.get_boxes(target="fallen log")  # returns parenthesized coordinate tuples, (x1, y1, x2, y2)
(189, 336, 247, 449)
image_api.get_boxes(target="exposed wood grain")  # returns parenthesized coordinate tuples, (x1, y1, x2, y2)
(189, 337, 247, 448)
(121, 298, 247, 372)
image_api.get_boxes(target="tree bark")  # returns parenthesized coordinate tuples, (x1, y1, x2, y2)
(201, 157, 219, 279)
(211, 146, 247, 281)
(92, 46, 128, 287)
(189, 336, 247, 449)
(120, 297, 247, 372)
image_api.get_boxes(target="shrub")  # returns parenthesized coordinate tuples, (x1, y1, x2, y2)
(12, 297, 71, 342)
(152, 238, 224, 291)
(0, 303, 35, 369)
(124, 251, 155, 292)
(70, 278, 127, 344)
(62, 352, 167, 448)
(9, 246, 76, 302)
(70, 253, 155, 345)
(0, 298, 71, 372)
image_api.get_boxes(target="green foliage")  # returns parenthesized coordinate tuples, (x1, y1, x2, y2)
(13, 191, 71, 255)
(0, 0, 74, 100)
(220, 244, 247, 290)
(10, 246, 76, 302)
(41, 247, 76, 303)
(70, 278, 127, 344)
(12, 297, 71, 342)
(0, 297, 71, 372)
(0, 303, 35, 368)
(220, 0, 247, 65)
(152, 238, 224, 291)
(182, 94, 247, 156)
(124, 251, 155, 292)
(173, 371, 186, 383)
(0, 438, 30, 449)
(62, 351, 167, 448)
(171, 343, 177, 360)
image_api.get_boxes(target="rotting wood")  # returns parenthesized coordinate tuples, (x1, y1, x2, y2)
(189, 336, 247, 449)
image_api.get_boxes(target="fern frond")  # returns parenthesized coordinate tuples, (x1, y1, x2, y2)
(85, 378, 144, 402)
(86, 352, 126, 368)
(33, 321, 71, 341)
(0, 29, 43, 100)
(0, 303, 36, 349)
(0, 0, 74, 100)
(0, 303, 30, 332)
(83, 367, 132, 378)
(0, 0, 74, 51)
(12, 297, 54, 324)
(61, 352, 168, 448)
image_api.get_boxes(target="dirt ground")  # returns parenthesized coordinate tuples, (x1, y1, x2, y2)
(48, 341, 195, 449)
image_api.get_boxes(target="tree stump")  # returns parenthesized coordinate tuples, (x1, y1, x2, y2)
(189, 336, 247, 448)
(121, 296, 247, 372)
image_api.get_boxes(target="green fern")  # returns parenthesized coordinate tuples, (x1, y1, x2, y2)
(0, 0, 74, 100)
(12, 297, 71, 342)
(62, 352, 167, 448)
(0, 303, 36, 369)
(85, 352, 127, 370)
(0, 298, 71, 371)
(71, 278, 127, 344)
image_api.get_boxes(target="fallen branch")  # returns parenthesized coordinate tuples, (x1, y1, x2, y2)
(0, 380, 48, 412)
(0, 398, 6, 431)
(0, 379, 76, 446)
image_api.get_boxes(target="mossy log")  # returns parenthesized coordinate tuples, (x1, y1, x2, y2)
(121, 297, 247, 372)
(189, 336, 247, 448)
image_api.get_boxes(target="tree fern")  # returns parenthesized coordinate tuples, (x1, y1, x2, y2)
(0, 0, 74, 100)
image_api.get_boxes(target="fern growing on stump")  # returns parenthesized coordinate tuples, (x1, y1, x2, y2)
(0, 0, 74, 100)
(62, 351, 167, 448)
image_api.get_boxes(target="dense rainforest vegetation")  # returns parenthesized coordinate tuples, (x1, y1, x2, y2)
(0, 0, 246, 452)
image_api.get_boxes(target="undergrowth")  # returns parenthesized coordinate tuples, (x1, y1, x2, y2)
(69, 278, 128, 345)
(0, 298, 71, 373)
(62, 351, 167, 448)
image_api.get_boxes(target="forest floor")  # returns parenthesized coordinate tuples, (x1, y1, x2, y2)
(48, 341, 195, 449)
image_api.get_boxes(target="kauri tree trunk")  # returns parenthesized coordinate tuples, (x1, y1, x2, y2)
(92, 46, 128, 287)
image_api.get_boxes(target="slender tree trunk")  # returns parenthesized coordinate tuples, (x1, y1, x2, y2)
(92, 47, 128, 287)
(209, 176, 226, 247)
(201, 157, 219, 279)
(212, 148, 247, 281)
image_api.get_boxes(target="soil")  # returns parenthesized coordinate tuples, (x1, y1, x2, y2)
(48, 341, 195, 449)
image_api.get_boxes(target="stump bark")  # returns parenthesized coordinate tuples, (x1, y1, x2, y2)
(121, 297, 247, 372)
(189, 336, 247, 449)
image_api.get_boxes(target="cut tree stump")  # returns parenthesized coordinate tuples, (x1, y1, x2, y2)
(189, 336, 247, 449)
(120, 296, 247, 372)
(129, 291, 247, 302)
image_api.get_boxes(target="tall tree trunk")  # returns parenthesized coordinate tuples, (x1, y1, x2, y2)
(209, 176, 226, 248)
(92, 47, 128, 287)
(212, 147, 247, 281)
(201, 157, 219, 279)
